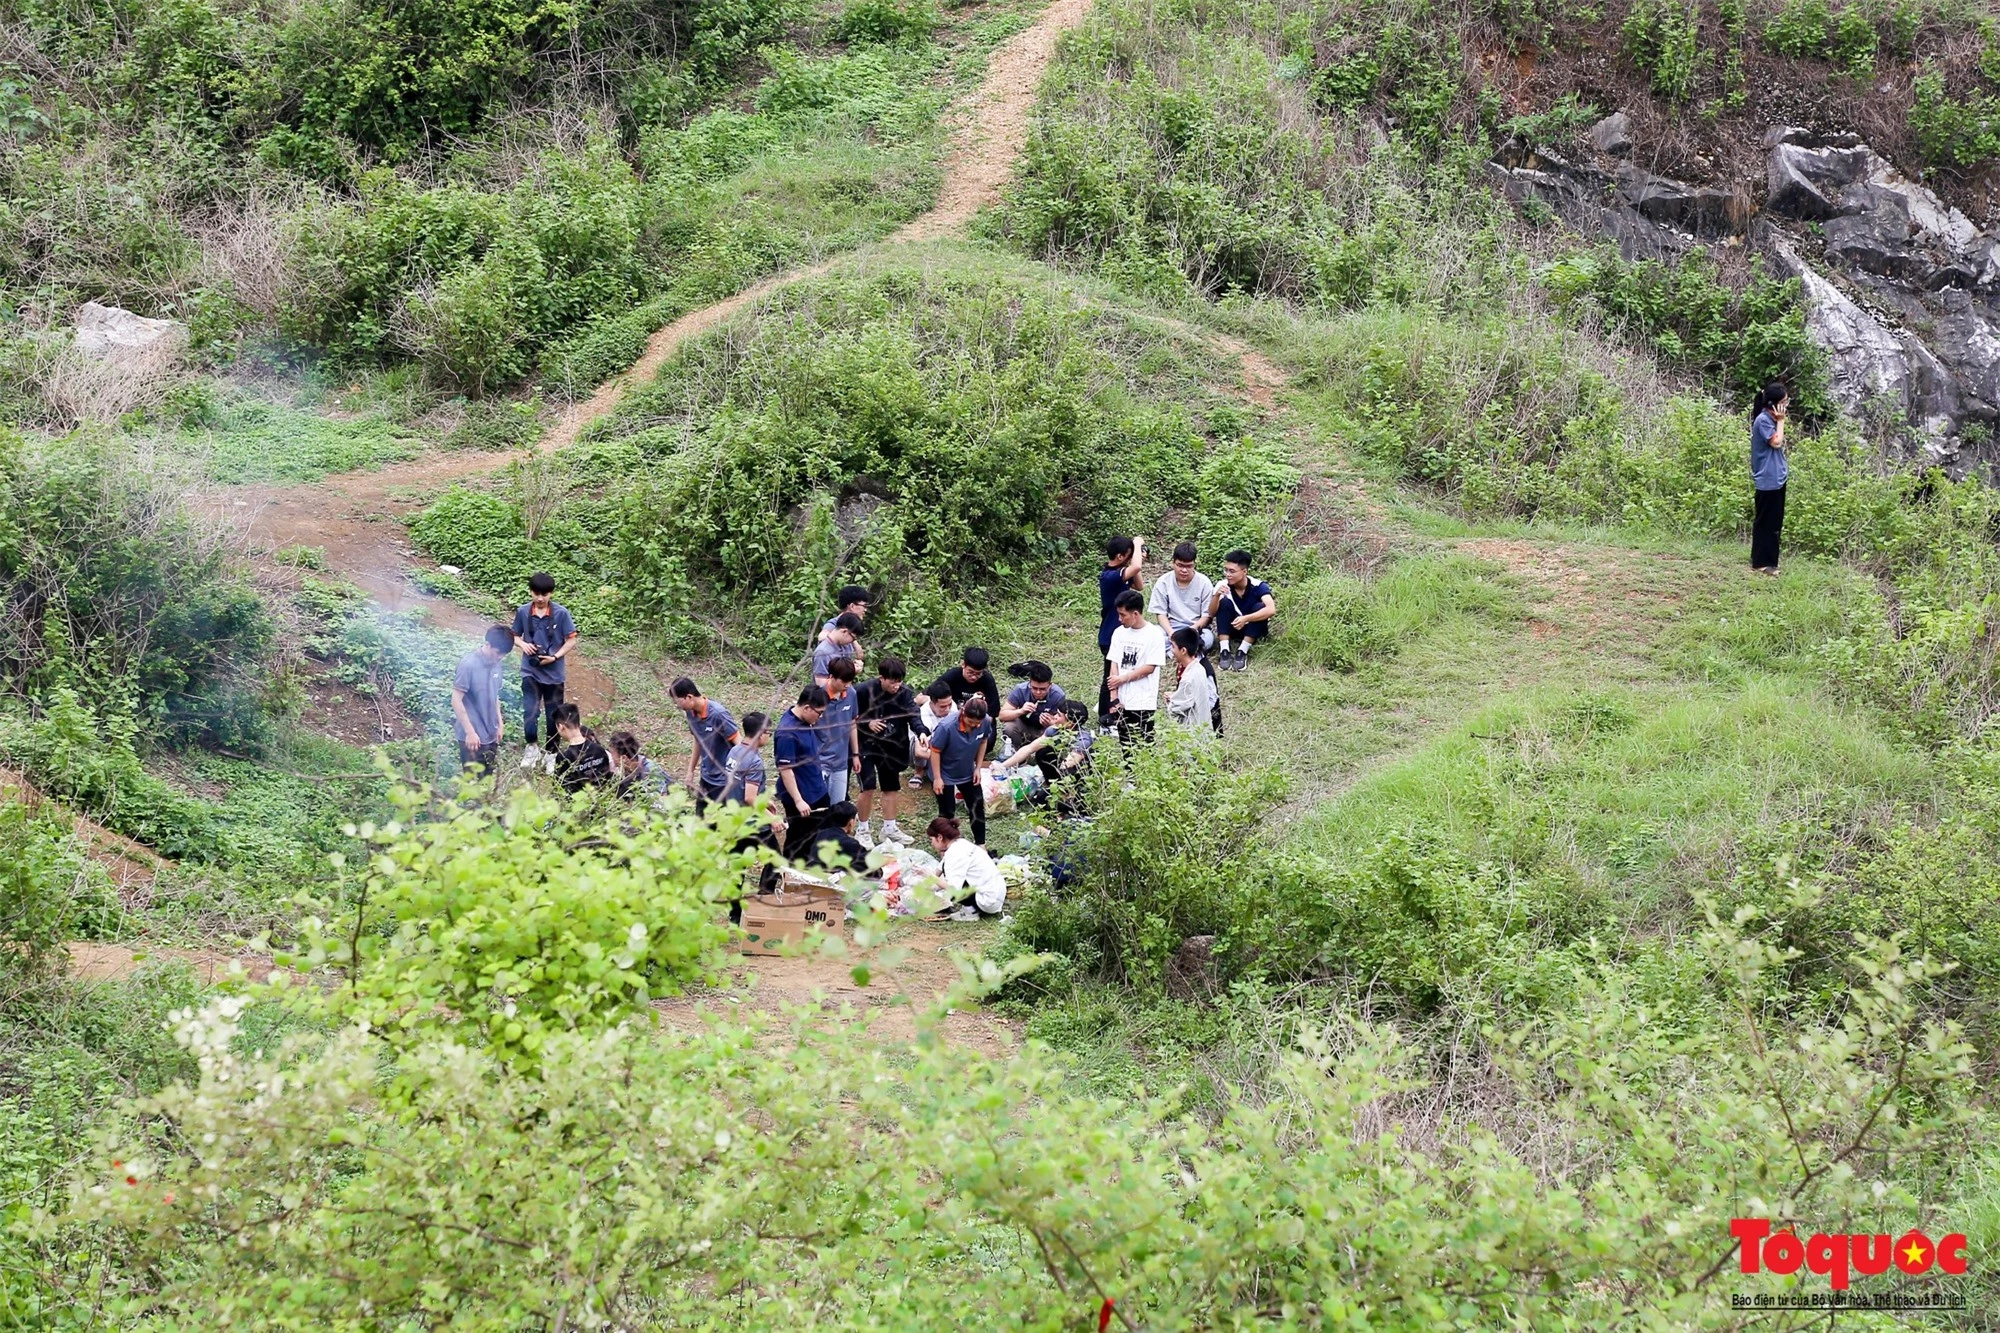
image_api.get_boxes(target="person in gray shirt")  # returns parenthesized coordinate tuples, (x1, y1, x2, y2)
(452, 625, 514, 772)
(670, 676, 739, 804)
(1149, 541, 1217, 651)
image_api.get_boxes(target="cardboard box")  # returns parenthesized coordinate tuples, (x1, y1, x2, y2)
(738, 890, 843, 956)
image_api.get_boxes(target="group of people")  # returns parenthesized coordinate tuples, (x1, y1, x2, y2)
(449, 542, 1278, 920)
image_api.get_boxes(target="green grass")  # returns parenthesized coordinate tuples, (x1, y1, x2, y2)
(181, 400, 421, 482)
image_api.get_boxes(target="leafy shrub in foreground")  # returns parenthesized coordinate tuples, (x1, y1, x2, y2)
(285, 781, 751, 1064)
(73, 921, 1987, 1325)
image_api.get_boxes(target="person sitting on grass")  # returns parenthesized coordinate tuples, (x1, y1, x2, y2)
(451, 624, 514, 774)
(927, 816, 1007, 921)
(1167, 628, 1219, 735)
(607, 731, 672, 801)
(550, 703, 611, 794)
(512, 571, 579, 768)
(1149, 541, 1217, 652)
(1209, 548, 1276, 672)
(929, 695, 993, 847)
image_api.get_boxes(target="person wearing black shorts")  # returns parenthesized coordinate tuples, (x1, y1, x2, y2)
(854, 655, 919, 847)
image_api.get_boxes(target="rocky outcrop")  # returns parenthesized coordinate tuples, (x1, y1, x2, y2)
(1489, 120, 2000, 472)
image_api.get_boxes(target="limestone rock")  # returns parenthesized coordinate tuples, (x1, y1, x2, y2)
(73, 302, 188, 363)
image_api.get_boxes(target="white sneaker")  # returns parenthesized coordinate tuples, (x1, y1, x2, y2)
(856, 827, 876, 850)
(542, 752, 557, 774)
(948, 905, 980, 922)
(884, 820, 911, 845)
(520, 744, 543, 769)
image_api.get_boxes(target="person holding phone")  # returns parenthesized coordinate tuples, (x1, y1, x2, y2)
(512, 571, 578, 765)
(1750, 381, 1791, 574)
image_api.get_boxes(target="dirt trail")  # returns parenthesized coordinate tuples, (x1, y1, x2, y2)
(220, 0, 1097, 721)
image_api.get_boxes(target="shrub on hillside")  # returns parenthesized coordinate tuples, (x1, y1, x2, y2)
(1541, 247, 1832, 422)
(0, 800, 121, 992)
(0, 434, 271, 746)
(601, 271, 1248, 660)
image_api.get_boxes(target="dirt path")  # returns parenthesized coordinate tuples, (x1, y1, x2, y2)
(221, 0, 1097, 722)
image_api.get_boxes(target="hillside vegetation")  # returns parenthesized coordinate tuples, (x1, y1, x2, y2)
(4, 0, 2000, 1324)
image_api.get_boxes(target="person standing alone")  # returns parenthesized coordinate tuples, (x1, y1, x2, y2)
(1750, 381, 1790, 574)
(512, 572, 578, 767)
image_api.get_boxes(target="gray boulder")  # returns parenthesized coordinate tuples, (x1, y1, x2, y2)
(1766, 142, 1872, 220)
(73, 302, 188, 363)
(1588, 111, 1632, 157)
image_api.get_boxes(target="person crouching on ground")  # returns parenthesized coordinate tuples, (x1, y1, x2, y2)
(929, 695, 993, 847)
(607, 731, 672, 801)
(1209, 549, 1276, 671)
(928, 816, 1006, 921)
(1167, 628, 1218, 734)
(551, 703, 611, 793)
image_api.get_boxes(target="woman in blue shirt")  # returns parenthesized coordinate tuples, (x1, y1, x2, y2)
(1749, 381, 1790, 573)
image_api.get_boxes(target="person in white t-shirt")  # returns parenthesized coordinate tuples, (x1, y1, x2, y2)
(928, 816, 1006, 920)
(1105, 588, 1167, 745)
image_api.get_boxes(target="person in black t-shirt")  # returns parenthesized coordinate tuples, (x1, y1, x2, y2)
(550, 703, 612, 793)
(931, 646, 1001, 719)
(801, 801, 870, 875)
(854, 655, 920, 847)
(1096, 536, 1145, 723)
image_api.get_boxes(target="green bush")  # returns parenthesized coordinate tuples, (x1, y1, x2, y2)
(5, 684, 234, 863)
(600, 268, 1246, 660)
(1002, 0, 1505, 308)
(72, 920, 1988, 1326)
(0, 800, 119, 992)
(1006, 736, 1292, 987)
(1540, 246, 1831, 421)
(0, 434, 272, 746)
(832, 0, 939, 45)
(1910, 68, 2000, 172)
(285, 781, 749, 1064)
(1621, 0, 1701, 100)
